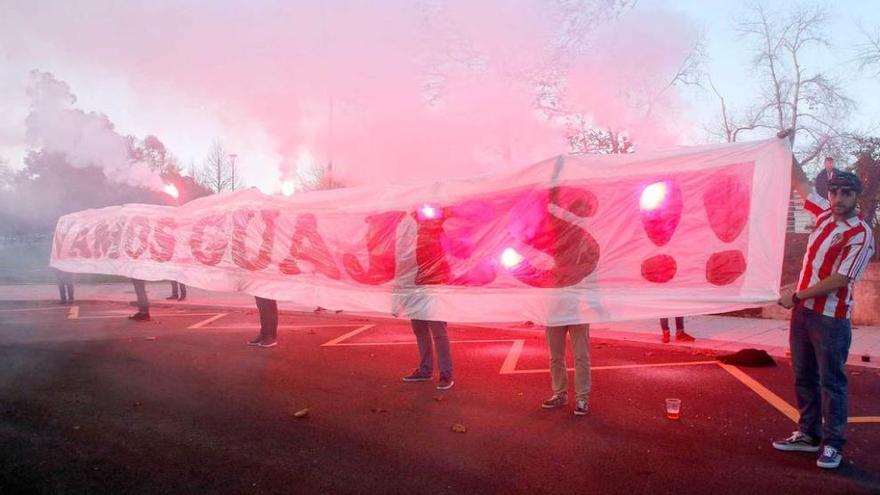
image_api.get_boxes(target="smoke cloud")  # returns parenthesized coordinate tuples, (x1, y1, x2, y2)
(1, 1, 699, 189)
(25, 70, 164, 190)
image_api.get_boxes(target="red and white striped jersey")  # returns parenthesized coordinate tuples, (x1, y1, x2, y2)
(798, 191, 875, 319)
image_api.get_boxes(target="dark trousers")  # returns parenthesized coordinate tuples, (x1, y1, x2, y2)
(255, 297, 278, 341)
(660, 317, 684, 331)
(170, 281, 187, 299)
(56, 274, 74, 303)
(132, 279, 149, 313)
(411, 320, 453, 379)
(790, 305, 852, 450)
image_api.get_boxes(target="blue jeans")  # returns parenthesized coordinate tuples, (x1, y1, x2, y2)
(789, 305, 852, 450)
(411, 320, 452, 380)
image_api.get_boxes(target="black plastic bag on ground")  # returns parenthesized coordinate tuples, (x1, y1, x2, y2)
(717, 348, 776, 367)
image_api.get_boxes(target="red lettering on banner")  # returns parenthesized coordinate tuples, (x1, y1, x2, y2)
(706, 250, 746, 286)
(149, 217, 177, 262)
(53, 221, 74, 258)
(413, 209, 452, 285)
(124, 216, 150, 259)
(190, 214, 228, 266)
(69, 227, 92, 258)
(280, 214, 341, 279)
(231, 209, 280, 271)
(511, 187, 600, 288)
(343, 211, 405, 285)
(641, 254, 677, 283)
(704, 175, 749, 243)
(93, 219, 126, 259)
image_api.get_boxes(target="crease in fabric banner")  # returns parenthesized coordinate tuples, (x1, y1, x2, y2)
(50, 137, 792, 325)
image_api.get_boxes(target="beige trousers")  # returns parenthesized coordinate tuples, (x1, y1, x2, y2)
(545, 324, 591, 401)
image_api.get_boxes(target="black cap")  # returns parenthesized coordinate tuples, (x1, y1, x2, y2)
(828, 170, 862, 193)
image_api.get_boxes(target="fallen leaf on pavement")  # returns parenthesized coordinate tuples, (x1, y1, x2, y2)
(293, 408, 309, 418)
(451, 424, 467, 433)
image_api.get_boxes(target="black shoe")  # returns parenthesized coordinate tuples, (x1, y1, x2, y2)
(573, 398, 589, 416)
(402, 370, 432, 382)
(436, 377, 454, 390)
(178, 296, 186, 301)
(772, 431, 820, 452)
(166, 296, 179, 301)
(128, 312, 151, 322)
(247, 336, 262, 346)
(541, 394, 568, 409)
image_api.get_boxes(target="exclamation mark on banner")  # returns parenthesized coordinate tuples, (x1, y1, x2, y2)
(703, 175, 749, 285)
(639, 180, 683, 283)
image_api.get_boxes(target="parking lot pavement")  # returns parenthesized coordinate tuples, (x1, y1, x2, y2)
(1, 300, 879, 494)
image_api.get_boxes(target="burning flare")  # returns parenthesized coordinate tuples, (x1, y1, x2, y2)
(163, 183, 179, 199)
(500, 247, 524, 269)
(639, 182, 668, 211)
(281, 180, 296, 197)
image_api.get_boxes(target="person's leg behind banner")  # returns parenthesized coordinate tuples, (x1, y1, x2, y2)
(569, 324, 591, 416)
(129, 279, 150, 321)
(402, 319, 434, 383)
(429, 320, 453, 390)
(542, 325, 569, 409)
(249, 297, 278, 348)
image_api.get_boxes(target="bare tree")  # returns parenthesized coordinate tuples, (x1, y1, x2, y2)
(293, 161, 345, 192)
(855, 24, 880, 76)
(731, 4, 853, 165)
(197, 141, 244, 193)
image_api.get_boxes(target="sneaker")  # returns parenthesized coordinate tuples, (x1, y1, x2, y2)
(402, 370, 432, 382)
(128, 312, 151, 322)
(573, 398, 589, 416)
(675, 331, 696, 342)
(816, 446, 842, 469)
(772, 431, 820, 452)
(437, 377, 454, 390)
(247, 337, 263, 346)
(661, 330, 670, 343)
(258, 339, 277, 348)
(541, 394, 568, 409)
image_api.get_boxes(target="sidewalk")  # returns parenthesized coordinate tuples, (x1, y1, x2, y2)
(2, 282, 878, 368)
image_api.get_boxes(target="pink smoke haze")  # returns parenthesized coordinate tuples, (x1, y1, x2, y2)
(0, 1, 699, 189)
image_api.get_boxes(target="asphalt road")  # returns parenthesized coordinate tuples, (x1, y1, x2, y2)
(1, 300, 878, 494)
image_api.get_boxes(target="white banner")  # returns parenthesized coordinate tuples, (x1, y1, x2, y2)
(51, 138, 792, 325)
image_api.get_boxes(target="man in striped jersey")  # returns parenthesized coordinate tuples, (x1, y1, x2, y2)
(773, 146, 875, 469)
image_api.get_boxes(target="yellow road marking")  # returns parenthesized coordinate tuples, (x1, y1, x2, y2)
(0, 306, 68, 313)
(67, 306, 79, 319)
(848, 416, 880, 423)
(717, 363, 799, 423)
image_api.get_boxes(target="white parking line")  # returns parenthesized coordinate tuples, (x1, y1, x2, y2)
(76, 312, 221, 320)
(321, 325, 377, 347)
(188, 313, 229, 329)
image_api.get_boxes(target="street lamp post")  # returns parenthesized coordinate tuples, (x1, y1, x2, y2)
(228, 153, 238, 191)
